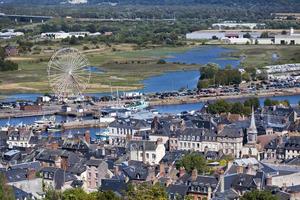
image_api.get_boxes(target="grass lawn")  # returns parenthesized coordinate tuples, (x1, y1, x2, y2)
(227, 45, 300, 68)
(0, 44, 195, 94)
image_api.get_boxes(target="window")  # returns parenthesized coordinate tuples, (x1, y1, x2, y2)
(146, 153, 149, 159)
(152, 154, 156, 159)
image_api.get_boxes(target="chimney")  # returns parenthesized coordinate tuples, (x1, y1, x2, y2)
(191, 169, 198, 182)
(237, 165, 243, 174)
(114, 165, 119, 176)
(179, 167, 185, 177)
(246, 164, 255, 175)
(159, 162, 165, 177)
(217, 124, 225, 134)
(277, 136, 283, 145)
(266, 174, 272, 186)
(219, 174, 225, 193)
(84, 130, 90, 144)
(27, 169, 36, 180)
(156, 138, 163, 145)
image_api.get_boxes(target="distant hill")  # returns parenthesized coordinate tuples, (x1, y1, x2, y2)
(2, 0, 300, 6)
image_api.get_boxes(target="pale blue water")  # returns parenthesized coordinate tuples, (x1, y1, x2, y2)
(165, 46, 240, 66)
(141, 70, 200, 93)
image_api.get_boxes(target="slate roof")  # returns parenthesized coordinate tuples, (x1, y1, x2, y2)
(122, 161, 149, 181)
(128, 140, 158, 151)
(213, 188, 240, 200)
(12, 185, 34, 200)
(10, 161, 41, 171)
(284, 136, 300, 150)
(86, 159, 105, 167)
(101, 179, 127, 195)
(287, 185, 300, 193)
(167, 184, 189, 197)
(177, 128, 217, 142)
(4, 168, 28, 183)
(218, 125, 243, 138)
(284, 156, 300, 165)
(230, 174, 257, 192)
(109, 118, 150, 130)
(161, 150, 185, 165)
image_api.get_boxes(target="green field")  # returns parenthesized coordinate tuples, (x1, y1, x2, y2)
(1, 44, 300, 94)
(227, 45, 300, 68)
(0, 44, 196, 94)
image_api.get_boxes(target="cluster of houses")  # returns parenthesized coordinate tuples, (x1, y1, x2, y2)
(187, 27, 300, 45)
(0, 29, 24, 40)
(40, 31, 113, 40)
(1, 103, 300, 199)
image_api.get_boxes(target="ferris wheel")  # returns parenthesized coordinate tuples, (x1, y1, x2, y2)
(47, 48, 91, 98)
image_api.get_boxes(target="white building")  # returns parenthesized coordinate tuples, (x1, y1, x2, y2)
(7, 131, 37, 149)
(68, 0, 88, 4)
(107, 118, 151, 146)
(41, 31, 93, 39)
(129, 140, 166, 165)
(275, 28, 300, 45)
(0, 30, 24, 39)
(222, 37, 252, 44)
(212, 22, 265, 29)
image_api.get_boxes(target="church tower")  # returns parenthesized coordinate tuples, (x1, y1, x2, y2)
(247, 107, 257, 144)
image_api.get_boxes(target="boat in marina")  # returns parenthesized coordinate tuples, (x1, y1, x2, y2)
(124, 100, 149, 111)
(32, 115, 56, 130)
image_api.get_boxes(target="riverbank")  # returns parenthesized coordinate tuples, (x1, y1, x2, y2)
(149, 88, 300, 106)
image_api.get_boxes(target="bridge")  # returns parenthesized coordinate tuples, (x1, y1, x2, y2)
(0, 13, 53, 23)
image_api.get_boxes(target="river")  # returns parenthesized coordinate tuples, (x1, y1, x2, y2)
(0, 45, 299, 128)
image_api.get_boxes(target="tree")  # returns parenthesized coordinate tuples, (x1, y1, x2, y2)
(230, 102, 244, 115)
(241, 190, 278, 200)
(244, 97, 260, 110)
(0, 174, 15, 200)
(243, 33, 251, 38)
(96, 190, 121, 200)
(126, 183, 167, 200)
(44, 186, 62, 200)
(176, 152, 208, 173)
(207, 99, 231, 114)
(264, 98, 278, 107)
(0, 47, 5, 59)
(69, 35, 79, 45)
(260, 32, 269, 38)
